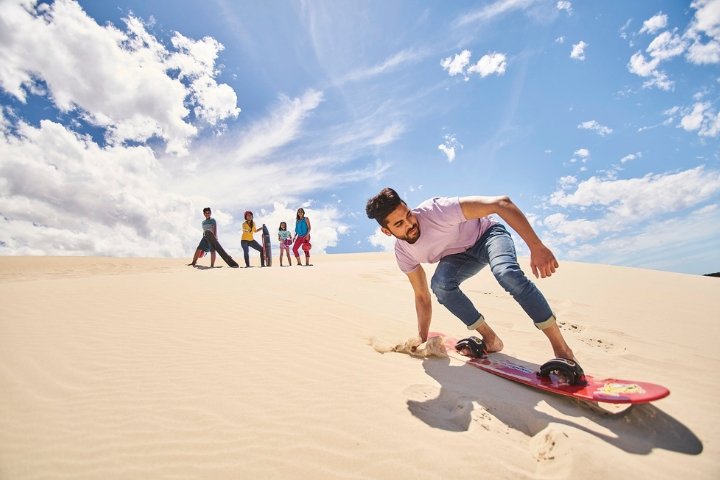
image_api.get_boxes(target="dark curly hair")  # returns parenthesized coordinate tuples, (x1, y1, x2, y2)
(365, 187, 405, 227)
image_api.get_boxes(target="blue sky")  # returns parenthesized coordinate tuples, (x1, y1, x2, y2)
(1, 0, 719, 274)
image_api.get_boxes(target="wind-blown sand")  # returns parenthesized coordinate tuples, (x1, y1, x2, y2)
(0, 253, 717, 479)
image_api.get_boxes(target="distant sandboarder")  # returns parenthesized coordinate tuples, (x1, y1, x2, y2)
(202, 230, 239, 268)
(188, 207, 239, 268)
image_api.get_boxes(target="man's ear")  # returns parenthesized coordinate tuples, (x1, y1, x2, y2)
(381, 227, 392, 237)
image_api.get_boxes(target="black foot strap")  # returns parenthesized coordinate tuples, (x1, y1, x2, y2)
(455, 336, 488, 358)
(537, 358, 587, 386)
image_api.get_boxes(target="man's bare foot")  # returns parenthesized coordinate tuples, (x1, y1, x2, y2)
(553, 347, 577, 362)
(456, 336, 504, 357)
(542, 323, 577, 361)
(474, 322, 504, 353)
(484, 337, 504, 353)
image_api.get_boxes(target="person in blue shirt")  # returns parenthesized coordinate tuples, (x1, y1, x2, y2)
(292, 208, 312, 266)
(188, 207, 217, 267)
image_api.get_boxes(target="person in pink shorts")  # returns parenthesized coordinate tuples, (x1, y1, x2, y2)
(278, 222, 293, 266)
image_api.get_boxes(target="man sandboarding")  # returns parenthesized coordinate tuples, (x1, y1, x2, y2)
(365, 188, 580, 378)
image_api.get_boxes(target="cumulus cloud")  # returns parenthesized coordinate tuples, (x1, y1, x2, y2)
(620, 152, 641, 164)
(548, 166, 720, 220)
(0, 1, 381, 257)
(570, 41, 588, 60)
(578, 120, 613, 136)
(467, 52, 507, 77)
(368, 228, 396, 252)
(539, 166, 720, 271)
(257, 203, 349, 254)
(0, 0, 240, 155)
(640, 12, 668, 34)
(680, 102, 720, 137)
(685, 0, 720, 64)
(571, 148, 590, 162)
(440, 50, 472, 77)
(438, 134, 462, 162)
(0, 118, 197, 256)
(628, 1, 720, 89)
(441, 50, 507, 80)
(556, 1, 572, 16)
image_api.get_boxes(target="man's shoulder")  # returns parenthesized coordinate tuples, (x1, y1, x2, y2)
(414, 196, 459, 212)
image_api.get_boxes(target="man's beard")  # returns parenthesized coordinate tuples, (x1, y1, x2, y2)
(400, 223, 421, 244)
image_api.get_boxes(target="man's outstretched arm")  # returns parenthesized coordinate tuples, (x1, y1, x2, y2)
(459, 195, 558, 279)
(406, 266, 432, 341)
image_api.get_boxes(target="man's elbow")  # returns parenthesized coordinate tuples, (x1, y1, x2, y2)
(495, 195, 513, 209)
(415, 293, 432, 307)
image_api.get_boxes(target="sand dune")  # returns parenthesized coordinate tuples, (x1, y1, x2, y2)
(0, 254, 717, 479)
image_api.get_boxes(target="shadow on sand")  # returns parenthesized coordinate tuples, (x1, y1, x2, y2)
(407, 356, 702, 455)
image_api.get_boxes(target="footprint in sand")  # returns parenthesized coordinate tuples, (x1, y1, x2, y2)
(529, 427, 572, 468)
(404, 385, 474, 432)
(558, 321, 624, 353)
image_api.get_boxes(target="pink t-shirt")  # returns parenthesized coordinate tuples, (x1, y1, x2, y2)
(394, 197, 495, 273)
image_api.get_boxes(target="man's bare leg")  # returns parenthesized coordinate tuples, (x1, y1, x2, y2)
(188, 249, 202, 266)
(474, 321, 504, 353)
(541, 323, 575, 361)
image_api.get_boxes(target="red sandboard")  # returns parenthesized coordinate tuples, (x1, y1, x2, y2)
(430, 332, 670, 405)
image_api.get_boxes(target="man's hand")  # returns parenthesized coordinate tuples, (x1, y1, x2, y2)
(530, 245, 559, 279)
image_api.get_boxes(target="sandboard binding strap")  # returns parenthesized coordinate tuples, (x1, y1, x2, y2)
(455, 336, 488, 359)
(537, 358, 587, 386)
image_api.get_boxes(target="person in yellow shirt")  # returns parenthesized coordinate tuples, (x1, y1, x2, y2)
(241, 211, 265, 267)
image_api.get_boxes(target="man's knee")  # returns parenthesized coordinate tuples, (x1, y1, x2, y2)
(492, 263, 529, 294)
(430, 273, 455, 303)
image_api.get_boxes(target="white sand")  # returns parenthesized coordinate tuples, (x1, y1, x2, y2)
(0, 254, 718, 479)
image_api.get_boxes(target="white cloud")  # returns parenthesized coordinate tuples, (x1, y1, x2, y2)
(257, 203, 349, 254)
(438, 134, 462, 162)
(555, 36, 565, 44)
(440, 50, 472, 77)
(620, 152, 641, 164)
(540, 167, 720, 272)
(680, 102, 720, 137)
(685, 0, 720, 64)
(543, 213, 600, 244)
(647, 31, 687, 61)
(221, 90, 323, 165)
(627, 51, 660, 77)
(467, 52, 507, 77)
(570, 41, 588, 60)
(552, 204, 720, 273)
(438, 144, 455, 162)
(680, 102, 708, 131)
(548, 167, 720, 223)
(370, 122, 406, 146)
(0, 119, 197, 256)
(0, 0, 240, 155)
(455, 0, 535, 27)
(340, 48, 428, 84)
(573, 148, 590, 159)
(640, 12, 668, 34)
(368, 228, 396, 251)
(628, 2, 720, 89)
(556, 1, 572, 16)
(0, 2, 386, 258)
(578, 120, 613, 136)
(441, 50, 507, 80)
